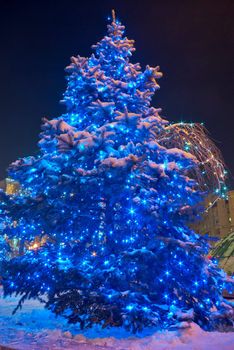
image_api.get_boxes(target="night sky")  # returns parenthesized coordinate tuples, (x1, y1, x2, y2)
(0, 0, 233, 186)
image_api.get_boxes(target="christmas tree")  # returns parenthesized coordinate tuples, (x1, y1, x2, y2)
(0, 11, 233, 332)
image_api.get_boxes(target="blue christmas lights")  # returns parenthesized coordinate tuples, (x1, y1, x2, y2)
(0, 13, 233, 333)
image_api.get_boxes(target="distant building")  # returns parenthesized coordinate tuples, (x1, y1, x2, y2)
(191, 190, 234, 239)
(0, 178, 19, 195)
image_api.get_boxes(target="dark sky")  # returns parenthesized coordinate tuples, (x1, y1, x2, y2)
(0, 0, 233, 186)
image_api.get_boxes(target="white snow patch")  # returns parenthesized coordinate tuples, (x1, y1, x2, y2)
(0, 289, 233, 349)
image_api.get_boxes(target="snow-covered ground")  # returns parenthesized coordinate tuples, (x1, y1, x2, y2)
(0, 289, 233, 350)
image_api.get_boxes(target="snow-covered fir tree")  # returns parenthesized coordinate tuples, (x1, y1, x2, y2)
(0, 12, 233, 332)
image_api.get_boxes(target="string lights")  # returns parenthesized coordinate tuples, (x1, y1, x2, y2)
(0, 11, 233, 332)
